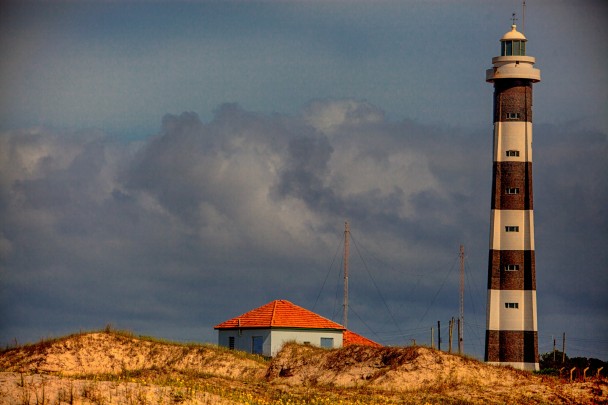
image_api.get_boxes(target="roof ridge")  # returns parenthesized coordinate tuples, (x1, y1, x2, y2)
(270, 300, 279, 327)
(214, 299, 345, 330)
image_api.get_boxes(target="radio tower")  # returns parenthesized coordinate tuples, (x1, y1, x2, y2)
(459, 245, 464, 354)
(484, 19, 541, 371)
(343, 221, 350, 329)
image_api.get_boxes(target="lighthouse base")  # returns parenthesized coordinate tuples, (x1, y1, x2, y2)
(486, 361, 540, 371)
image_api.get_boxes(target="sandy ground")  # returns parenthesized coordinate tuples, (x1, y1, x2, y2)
(1, 331, 606, 404)
(0, 332, 265, 380)
(0, 372, 238, 405)
(267, 343, 608, 404)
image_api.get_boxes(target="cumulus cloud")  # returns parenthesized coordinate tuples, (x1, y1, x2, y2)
(0, 100, 606, 356)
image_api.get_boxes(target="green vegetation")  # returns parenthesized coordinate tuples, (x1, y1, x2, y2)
(538, 350, 607, 378)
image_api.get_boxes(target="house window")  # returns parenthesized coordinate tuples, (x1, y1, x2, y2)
(228, 336, 235, 350)
(505, 226, 519, 232)
(506, 112, 520, 120)
(505, 264, 520, 271)
(505, 187, 520, 195)
(320, 338, 334, 349)
(506, 150, 520, 157)
(505, 302, 519, 309)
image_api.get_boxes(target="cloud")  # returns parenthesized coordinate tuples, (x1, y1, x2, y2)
(0, 100, 606, 358)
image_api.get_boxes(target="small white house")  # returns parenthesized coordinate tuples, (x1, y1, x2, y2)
(214, 299, 346, 357)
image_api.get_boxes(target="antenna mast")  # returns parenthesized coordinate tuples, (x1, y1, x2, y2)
(459, 245, 465, 354)
(343, 221, 350, 329)
(522, 1, 526, 34)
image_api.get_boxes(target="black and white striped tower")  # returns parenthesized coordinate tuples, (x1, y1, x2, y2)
(484, 23, 541, 371)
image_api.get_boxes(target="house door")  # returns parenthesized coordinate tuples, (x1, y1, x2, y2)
(252, 336, 263, 355)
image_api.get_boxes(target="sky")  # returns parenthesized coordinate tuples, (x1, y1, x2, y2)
(0, 0, 606, 361)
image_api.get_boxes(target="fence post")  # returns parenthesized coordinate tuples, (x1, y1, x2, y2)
(583, 367, 589, 381)
(570, 367, 577, 382)
(597, 367, 604, 379)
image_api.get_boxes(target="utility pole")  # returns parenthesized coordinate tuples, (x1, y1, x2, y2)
(343, 221, 350, 329)
(562, 332, 566, 363)
(448, 317, 454, 353)
(459, 245, 465, 354)
(457, 318, 461, 354)
(438, 320, 441, 351)
(553, 336, 556, 362)
(431, 327, 434, 349)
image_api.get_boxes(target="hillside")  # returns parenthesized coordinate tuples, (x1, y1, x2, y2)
(0, 330, 606, 404)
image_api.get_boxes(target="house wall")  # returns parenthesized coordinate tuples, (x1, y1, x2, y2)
(268, 329, 343, 357)
(217, 328, 343, 357)
(217, 329, 271, 355)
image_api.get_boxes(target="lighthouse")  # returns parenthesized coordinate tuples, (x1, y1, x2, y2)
(484, 23, 541, 371)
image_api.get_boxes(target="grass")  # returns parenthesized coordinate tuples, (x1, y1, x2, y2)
(2, 329, 606, 405)
(64, 370, 410, 404)
(1, 325, 268, 368)
(9, 356, 456, 404)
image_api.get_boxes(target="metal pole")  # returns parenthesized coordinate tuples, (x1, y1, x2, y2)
(522, 0, 526, 34)
(343, 221, 349, 329)
(457, 318, 461, 354)
(459, 245, 464, 354)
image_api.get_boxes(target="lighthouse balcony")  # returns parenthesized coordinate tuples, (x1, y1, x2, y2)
(492, 55, 536, 65)
(486, 65, 541, 83)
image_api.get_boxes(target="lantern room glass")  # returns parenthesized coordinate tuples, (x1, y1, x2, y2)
(501, 40, 526, 56)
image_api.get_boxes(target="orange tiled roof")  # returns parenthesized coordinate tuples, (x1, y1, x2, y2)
(343, 330, 382, 347)
(214, 299, 345, 330)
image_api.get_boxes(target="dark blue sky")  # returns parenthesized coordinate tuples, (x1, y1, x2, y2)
(0, 0, 606, 360)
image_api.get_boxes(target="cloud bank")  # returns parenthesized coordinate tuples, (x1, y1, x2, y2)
(1, 100, 606, 358)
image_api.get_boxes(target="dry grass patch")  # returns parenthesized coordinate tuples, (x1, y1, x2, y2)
(1, 331, 606, 404)
(266, 343, 608, 404)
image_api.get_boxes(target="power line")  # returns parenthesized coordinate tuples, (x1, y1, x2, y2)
(350, 232, 407, 344)
(464, 255, 483, 346)
(312, 232, 343, 312)
(416, 254, 459, 328)
(348, 304, 382, 342)
(345, 232, 425, 322)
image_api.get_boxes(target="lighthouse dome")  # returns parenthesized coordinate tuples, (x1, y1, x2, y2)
(501, 25, 526, 41)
